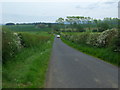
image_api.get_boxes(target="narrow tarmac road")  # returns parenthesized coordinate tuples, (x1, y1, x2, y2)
(46, 37, 118, 88)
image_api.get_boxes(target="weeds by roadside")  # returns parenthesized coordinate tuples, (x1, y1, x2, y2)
(2, 27, 54, 88)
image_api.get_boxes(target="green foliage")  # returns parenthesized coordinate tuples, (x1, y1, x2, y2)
(109, 32, 120, 52)
(2, 27, 23, 63)
(55, 16, 118, 33)
(3, 25, 52, 32)
(92, 29, 97, 32)
(86, 33, 100, 46)
(2, 29, 54, 88)
(61, 29, 119, 51)
(97, 29, 118, 48)
(3, 36, 54, 88)
(20, 33, 50, 48)
(97, 22, 109, 32)
(62, 32, 90, 44)
(56, 17, 64, 24)
(76, 24, 84, 32)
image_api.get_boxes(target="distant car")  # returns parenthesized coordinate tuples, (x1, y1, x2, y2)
(57, 35, 60, 38)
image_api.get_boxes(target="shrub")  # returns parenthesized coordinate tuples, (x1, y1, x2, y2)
(21, 33, 50, 48)
(2, 27, 23, 63)
(61, 28, 119, 52)
(97, 29, 118, 47)
(76, 25, 85, 32)
(2, 27, 51, 63)
(98, 22, 109, 32)
(86, 33, 100, 46)
(76, 33, 90, 44)
(109, 31, 120, 52)
(92, 29, 97, 32)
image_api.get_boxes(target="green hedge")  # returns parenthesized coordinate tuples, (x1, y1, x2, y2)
(2, 27, 51, 63)
(61, 29, 119, 52)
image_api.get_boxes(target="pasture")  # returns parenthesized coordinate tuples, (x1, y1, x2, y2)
(3, 25, 52, 32)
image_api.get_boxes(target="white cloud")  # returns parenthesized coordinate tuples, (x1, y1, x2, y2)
(1, 0, 119, 2)
(1, 0, 101, 2)
(1, 1, 118, 23)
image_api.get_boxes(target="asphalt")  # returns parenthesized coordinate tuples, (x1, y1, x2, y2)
(45, 37, 118, 88)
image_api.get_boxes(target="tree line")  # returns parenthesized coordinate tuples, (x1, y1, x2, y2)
(55, 16, 119, 32)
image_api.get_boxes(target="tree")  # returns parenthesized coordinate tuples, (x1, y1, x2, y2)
(76, 24, 84, 32)
(55, 18, 65, 32)
(98, 22, 109, 32)
(48, 23, 52, 28)
(6, 23, 15, 25)
(56, 18, 64, 24)
(93, 19, 98, 32)
(65, 16, 85, 31)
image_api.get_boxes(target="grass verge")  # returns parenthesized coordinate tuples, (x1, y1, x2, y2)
(61, 37, 119, 67)
(2, 33, 54, 88)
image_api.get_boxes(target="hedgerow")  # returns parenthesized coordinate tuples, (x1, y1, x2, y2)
(2, 27, 51, 63)
(61, 29, 119, 52)
(2, 27, 23, 63)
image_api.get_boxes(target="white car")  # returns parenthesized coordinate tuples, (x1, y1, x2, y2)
(57, 35, 60, 38)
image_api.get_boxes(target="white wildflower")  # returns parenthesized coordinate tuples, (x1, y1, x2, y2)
(13, 32, 18, 36)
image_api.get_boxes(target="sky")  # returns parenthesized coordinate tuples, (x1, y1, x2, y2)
(0, 0, 120, 24)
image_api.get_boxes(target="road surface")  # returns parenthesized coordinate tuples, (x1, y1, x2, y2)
(46, 37, 118, 88)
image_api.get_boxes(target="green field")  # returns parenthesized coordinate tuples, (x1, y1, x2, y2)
(3, 25, 52, 32)
(2, 25, 54, 88)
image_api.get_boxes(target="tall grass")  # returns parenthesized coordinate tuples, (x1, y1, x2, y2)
(20, 32, 50, 48)
(2, 26, 54, 88)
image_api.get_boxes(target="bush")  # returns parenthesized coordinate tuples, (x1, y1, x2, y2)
(86, 33, 100, 46)
(76, 33, 90, 44)
(92, 29, 97, 32)
(98, 22, 109, 32)
(2, 27, 51, 63)
(109, 32, 120, 52)
(61, 32, 90, 44)
(61, 28, 119, 52)
(97, 29, 118, 47)
(21, 33, 50, 48)
(2, 27, 23, 63)
(76, 25, 84, 32)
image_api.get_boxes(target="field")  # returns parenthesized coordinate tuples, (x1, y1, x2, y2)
(3, 25, 52, 32)
(2, 25, 54, 88)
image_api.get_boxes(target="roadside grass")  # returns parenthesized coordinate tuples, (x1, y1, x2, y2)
(20, 32, 51, 48)
(62, 37, 119, 67)
(2, 32, 54, 88)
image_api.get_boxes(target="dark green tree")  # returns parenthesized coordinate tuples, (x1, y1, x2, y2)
(98, 22, 110, 32)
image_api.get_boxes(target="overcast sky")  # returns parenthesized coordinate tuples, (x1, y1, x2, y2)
(1, 0, 119, 24)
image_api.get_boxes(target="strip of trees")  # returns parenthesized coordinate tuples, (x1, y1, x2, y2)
(55, 16, 119, 32)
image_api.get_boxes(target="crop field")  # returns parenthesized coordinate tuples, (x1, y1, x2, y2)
(2, 25, 54, 88)
(3, 25, 52, 32)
